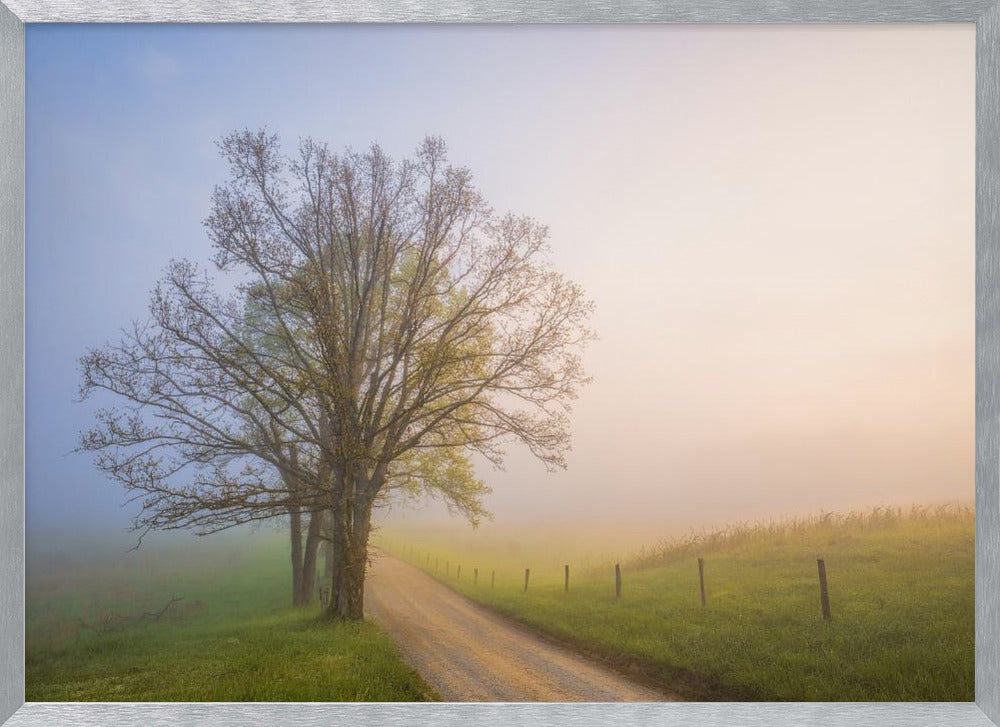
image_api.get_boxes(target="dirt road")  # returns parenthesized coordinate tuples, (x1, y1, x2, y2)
(364, 550, 672, 702)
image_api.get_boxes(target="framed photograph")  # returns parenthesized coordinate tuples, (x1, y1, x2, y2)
(1, 2, 999, 727)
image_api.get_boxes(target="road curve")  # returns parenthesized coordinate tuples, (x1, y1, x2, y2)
(364, 549, 673, 702)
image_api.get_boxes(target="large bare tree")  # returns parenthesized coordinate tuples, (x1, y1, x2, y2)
(80, 131, 592, 619)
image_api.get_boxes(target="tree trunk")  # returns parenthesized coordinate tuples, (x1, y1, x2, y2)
(331, 550, 365, 620)
(298, 509, 324, 606)
(324, 492, 372, 621)
(289, 506, 304, 607)
(323, 508, 337, 603)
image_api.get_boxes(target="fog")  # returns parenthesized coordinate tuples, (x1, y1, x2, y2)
(26, 24, 973, 553)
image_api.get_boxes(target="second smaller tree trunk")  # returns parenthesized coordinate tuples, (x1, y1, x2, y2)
(289, 506, 304, 606)
(323, 508, 336, 602)
(298, 509, 325, 606)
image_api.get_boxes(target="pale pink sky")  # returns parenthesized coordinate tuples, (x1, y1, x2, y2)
(382, 25, 975, 535)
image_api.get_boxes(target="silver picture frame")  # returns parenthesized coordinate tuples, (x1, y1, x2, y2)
(1, 2, 997, 725)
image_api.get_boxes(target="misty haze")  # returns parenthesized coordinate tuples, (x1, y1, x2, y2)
(25, 24, 973, 702)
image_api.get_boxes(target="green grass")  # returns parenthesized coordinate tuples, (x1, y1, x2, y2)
(26, 533, 436, 701)
(380, 504, 974, 701)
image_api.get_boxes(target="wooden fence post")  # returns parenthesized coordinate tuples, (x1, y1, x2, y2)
(817, 558, 832, 621)
(698, 557, 707, 607)
(524, 568, 530, 592)
(457, 565, 461, 580)
(491, 570, 496, 589)
(474, 568, 478, 585)
(565, 564, 570, 592)
(615, 563, 622, 599)
(446, 561, 450, 576)
(435, 557, 439, 571)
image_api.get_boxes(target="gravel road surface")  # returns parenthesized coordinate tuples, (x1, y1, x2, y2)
(364, 550, 673, 702)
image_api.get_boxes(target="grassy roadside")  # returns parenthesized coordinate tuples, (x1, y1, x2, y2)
(26, 534, 436, 701)
(382, 505, 974, 701)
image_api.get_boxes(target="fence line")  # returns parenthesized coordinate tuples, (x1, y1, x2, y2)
(392, 544, 834, 624)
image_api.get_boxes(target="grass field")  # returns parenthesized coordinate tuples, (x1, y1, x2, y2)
(25, 532, 435, 701)
(380, 504, 974, 701)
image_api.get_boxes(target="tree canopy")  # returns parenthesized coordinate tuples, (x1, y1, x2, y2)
(80, 131, 594, 618)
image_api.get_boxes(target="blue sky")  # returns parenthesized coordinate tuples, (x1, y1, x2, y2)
(26, 24, 974, 544)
